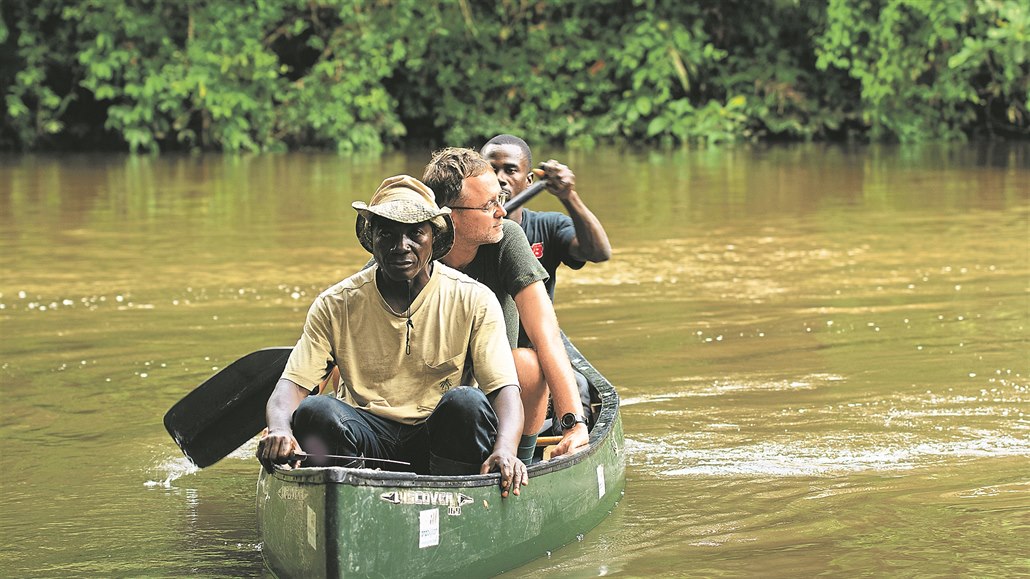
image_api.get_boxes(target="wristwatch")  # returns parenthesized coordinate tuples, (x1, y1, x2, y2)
(558, 412, 586, 432)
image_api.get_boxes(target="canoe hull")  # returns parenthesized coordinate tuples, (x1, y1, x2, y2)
(257, 337, 624, 578)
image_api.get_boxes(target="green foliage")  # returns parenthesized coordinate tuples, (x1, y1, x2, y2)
(605, 5, 743, 144)
(1, 0, 1025, 152)
(1, 0, 411, 152)
(397, 0, 750, 147)
(948, 0, 1030, 132)
(817, 0, 1029, 140)
(707, 0, 851, 140)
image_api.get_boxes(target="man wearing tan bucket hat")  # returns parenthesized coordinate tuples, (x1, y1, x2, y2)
(258, 175, 527, 497)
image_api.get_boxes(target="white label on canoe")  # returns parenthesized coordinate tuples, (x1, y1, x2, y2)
(307, 505, 317, 549)
(419, 508, 439, 549)
(597, 464, 606, 499)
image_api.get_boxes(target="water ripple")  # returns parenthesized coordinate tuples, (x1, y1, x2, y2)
(626, 434, 1030, 477)
(143, 456, 199, 488)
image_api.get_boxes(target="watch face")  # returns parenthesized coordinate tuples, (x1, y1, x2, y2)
(559, 413, 573, 429)
(559, 413, 580, 429)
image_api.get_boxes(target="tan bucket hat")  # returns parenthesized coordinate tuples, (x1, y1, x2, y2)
(353, 175, 454, 261)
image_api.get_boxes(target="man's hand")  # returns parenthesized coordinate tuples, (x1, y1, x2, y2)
(480, 450, 529, 498)
(539, 160, 576, 201)
(548, 423, 589, 458)
(256, 428, 302, 473)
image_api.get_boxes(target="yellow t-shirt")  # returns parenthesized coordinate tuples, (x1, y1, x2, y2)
(282, 263, 518, 425)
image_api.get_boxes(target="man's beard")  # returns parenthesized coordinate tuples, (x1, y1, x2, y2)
(474, 221, 504, 246)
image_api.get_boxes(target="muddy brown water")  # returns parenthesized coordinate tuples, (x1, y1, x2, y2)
(1, 144, 1027, 576)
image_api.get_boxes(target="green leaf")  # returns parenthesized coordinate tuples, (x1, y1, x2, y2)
(635, 96, 652, 115)
(647, 115, 670, 137)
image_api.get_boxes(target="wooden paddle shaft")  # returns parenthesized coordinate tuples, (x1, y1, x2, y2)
(502, 175, 547, 213)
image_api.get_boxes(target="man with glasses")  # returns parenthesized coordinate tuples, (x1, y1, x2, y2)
(480, 135, 611, 434)
(422, 148, 589, 462)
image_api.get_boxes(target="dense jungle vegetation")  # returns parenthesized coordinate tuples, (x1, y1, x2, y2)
(1, 0, 1027, 153)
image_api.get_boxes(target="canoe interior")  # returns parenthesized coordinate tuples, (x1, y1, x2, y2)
(257, 335, 625, 578)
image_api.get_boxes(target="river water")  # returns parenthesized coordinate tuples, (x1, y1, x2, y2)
(1, 144, 1027, 577)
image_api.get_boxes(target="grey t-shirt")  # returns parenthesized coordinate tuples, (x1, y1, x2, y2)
(456, 220, 548, 348)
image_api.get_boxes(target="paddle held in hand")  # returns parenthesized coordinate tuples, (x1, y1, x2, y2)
(163, 347, 292, 468)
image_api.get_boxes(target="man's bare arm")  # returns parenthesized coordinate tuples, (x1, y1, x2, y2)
(540, 160, 612, 263)
(514, 281, 589, 456)
(256, 378, 310, 472)
(483, 385, 528, 497)
(562, 190, 612, 262)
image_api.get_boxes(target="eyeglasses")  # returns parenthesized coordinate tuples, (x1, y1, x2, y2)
(449, 193, 508, 213)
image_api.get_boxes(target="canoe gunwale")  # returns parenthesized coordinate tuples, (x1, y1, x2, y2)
(267, 332, 620, 488)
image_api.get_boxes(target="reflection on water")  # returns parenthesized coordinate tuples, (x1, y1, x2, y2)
(1, 144, 1027, 577)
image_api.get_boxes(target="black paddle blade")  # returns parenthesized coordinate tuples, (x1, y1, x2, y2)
(163, 347, 293, 468)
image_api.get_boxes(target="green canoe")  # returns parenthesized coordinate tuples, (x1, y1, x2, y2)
(256, 334, 625, 578)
